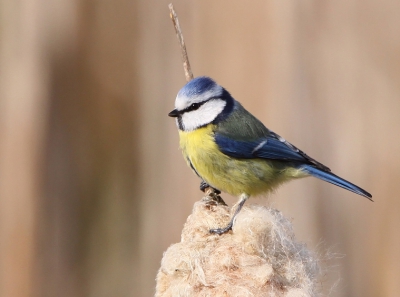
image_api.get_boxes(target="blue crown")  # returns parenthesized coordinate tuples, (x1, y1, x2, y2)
(178, 76, 219, 98)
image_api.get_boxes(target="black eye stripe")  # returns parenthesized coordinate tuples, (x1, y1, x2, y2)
(184, 102, 204, 112)
(181, 97, 221, 114)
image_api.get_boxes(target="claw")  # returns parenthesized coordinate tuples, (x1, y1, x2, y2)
(209, 222, 233, 235)
(209, 194, 249, 235)
(200, 181, 221, 194)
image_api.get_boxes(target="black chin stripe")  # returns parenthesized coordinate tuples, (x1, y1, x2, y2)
(177, 116, 184, 130)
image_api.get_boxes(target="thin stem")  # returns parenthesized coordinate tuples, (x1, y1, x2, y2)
(168, 3, 194, 82)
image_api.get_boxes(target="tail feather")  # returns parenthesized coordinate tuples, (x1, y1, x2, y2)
(300, 165, 372, 200)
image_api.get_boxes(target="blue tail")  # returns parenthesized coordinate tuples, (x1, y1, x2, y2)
(300, 165, 372, 200)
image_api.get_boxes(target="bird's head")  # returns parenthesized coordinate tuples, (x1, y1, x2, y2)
(168, 76, 234, 131)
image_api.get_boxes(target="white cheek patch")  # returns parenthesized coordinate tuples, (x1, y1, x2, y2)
(181, 99, 226, 131)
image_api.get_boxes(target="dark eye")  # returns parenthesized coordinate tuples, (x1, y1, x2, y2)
(190, 103, 201, 111)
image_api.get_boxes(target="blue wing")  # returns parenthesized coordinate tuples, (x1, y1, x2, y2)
(214, 131, 331, 171)
(215, 131, 372, 199)
(211, 102, 372, 199)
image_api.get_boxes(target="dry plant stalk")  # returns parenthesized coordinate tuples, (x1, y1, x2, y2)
(169, 3, 193, 82)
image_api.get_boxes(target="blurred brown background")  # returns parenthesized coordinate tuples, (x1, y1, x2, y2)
(0, 0, 399, 296)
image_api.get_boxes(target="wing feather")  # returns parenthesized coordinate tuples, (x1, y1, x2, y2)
(214, 103, 330, 171)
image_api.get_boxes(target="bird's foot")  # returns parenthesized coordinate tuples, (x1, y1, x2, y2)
(209, 194, 248, 235)
(209, 222, 233, 235)
(200, 181, 221, 195)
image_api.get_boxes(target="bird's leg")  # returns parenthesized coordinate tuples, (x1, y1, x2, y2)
(200, 181, 221, 194)
(209, 194, 249, 235)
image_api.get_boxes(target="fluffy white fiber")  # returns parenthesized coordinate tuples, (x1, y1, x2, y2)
(156, 196, 319, 297)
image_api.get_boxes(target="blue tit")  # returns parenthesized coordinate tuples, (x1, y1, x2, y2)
(168, 76, 372, 234)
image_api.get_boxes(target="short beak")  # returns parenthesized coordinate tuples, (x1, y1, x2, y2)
(168, 109, 180, 117)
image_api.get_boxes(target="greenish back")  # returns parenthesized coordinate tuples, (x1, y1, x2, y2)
(214, 102, 269, 141)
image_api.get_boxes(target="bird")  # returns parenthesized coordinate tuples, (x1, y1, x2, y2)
(168, 76, 372, 234)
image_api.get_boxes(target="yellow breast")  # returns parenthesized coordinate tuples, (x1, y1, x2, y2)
(178, 125, 306, 197)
